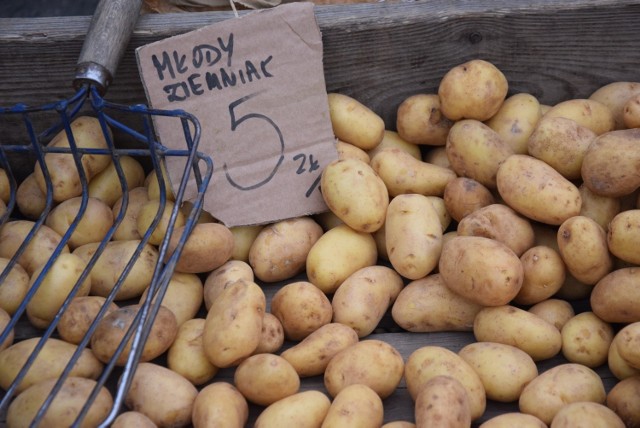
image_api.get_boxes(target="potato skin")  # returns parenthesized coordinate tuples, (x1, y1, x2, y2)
(164, 222, 233, 274)
(327, 92, 385, 150)
(45, 196, 114, 249)
(396, 93, 453, 146)
(321, 384, 384, 428)
(561, 312, 614, 368)
(254, 390, 331, 428)
(607, 209, 640, 264)
(414, 376, 471, 428)
(234, 353, 300, 406)
(579, 183, 621, 231)
(589, 81, 640, 129)
(88, 155, 146, 207)
(550, 402, 625, 428)
(606, 376, 640, 428)
(112, 186, 149, 241)
(486, 92, 542, 154)
(0, 257, 30, 316)
(192, 382, 248, 428)
(443, 177, 495, 222)
(478, 412, 547, 428)
(167, 318, 218, 386)
(270, 281, 332, 341)
(614, 322, 640, 370)
(590, 267, 640, 323)
(528, 299, 575, 331)
(112, 411, 158, 428)
(514, 246, 566, 305)
(57, 296, 119, 345)
(139, 272, 203, 327)
(0, 308, 13, 352)
(544, 98, 615, 135)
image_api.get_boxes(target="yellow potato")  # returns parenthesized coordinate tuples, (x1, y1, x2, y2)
(478, 413, 548, 428)
(270, 281, 332, 341)
(321, 384, 384, 428)
(486, 92, 543, 154)
(33, 116, 111, 202)
(112, 411, 158, 428)
(404, 346, 486, 420)
(125, 362, 198, 428)
(527, 298, 575, 331)
(327, 92, 385, 150)
(513, 245, 566, 305)
(606, 376, 640, 428)
(443, 177, 495, 222)
(145, 161, 175, 202)
(6, 377, 113, 428)
(336, 139, 371, 163)
(280, 322, 359, 378)
(167, 318, 218, 386)
(0, 168, 9, 204)
(474, 305, 562, 361)
(561, 311, 613, 368)
(253, 312, 284, 355)
(579, 183, 621, 231)
(497, 154, 581, 225)
(321, 158, 388, 232)
(57, 296, 119, 345)
(459, 342, 538, 403)
(249, 217, 323, 282)
(550, 402, 625, 427)
(332, 265, 404, 338)
(0, 257, 29, 315)
(111, 186, 149, 241)
(438, 59, 508, 121)
(519, 364, 606, 424)
(164, 222, 233, 274)
(446, 119, 514, 188)
(414, 375, 471, 428)
(254, 390, 331, 428)
(324, 339, 404, 399)
(306, 224, 377, 294)
(368, 130, 422, 161)
(191, 382, 248, 428)
(426, 195, 452, 231)
(88, 155, 146, 207)
(45, 196, 114, 249)
(203, 279, 265, 368)
(16, 173, 47, 220)
(371, 147, 457, 197)
(203, 260, 254, 310)
(313, 209, 344, 231)
(90, 304, 177, 366)
(139, 272, 203, 327)
(544, 98, 615, 135)
(613, 321, 640, 370)
(589, 81, 640, 129)
(234, 353, 300, 406)
(439, 236, 524, 307)
(608, 336, 640, 380)
(396, 93, 454, 145)
(607, 209, 640, 264)
(391, 274, 483, 333)
(591, 267, 640, 324)
(0, 337, 103, 393)
(0, 307, 14, 352)
(623, 93, 640, 128)
(385, 194, 443, 280)
(136, 199, 185, 246)
(422, 145, 451, 169)
(382, 422, 416, 428)
(229, 224, 263, 262)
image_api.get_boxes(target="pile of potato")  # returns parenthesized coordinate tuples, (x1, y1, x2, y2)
(1, 59, 640, 427)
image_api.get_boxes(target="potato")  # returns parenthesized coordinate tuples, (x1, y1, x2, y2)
(139, 272, 203, 327)
(528, 299, 575, 331)
(591, 267, 640, 323)
(321, 384, 384, 428)
(270, 281, 332, 341)
(336, 139, 371, 163)
(582, 128, 640, 197)
(391, 274, 483, 333)
(372, 221, 388, 261)
(26, 253, 92, 329)
(203, 260, 254, 310)
(396, 93, 454, 145)
(497, 154, 581, 225)
(623, 93, 640, 128)
(544, 98, 615, 135)
(513, 246, 566, 305)
(423, 146, 451, 169)
(45, 196, 114, 249)
(438, 59, 508, 121)
(606, 376, 640, 428)
(111, 186, 149, 241)
(439, 236, 524, 307)
(167, 318, 218, 386)
(91, 304, 177, 366)
(550, 402, 625, 427)
(0, 337, 103, 393)
(324, 339, 404, 399)
(74, 240, 159, 300)
(589, 81, 640, 129)
(112, 411, 158, 428)
(229, 224, 263, 262)
(163, 222, 233, 274)
(234, 353, 300, 406)
(327, 92, 385, 150)
(404, 346, 486, 421)
(145, 161, 175, 202)
(385, 194, 443, 280)
(368, 130, 422, 161)
(445, 119, 514, 188)
(608, 337, 640, 380)
(191, 382, 248, 428)
(459, 342, 538, 402)
(486, 92, 543, 154)
(321, 158, 388, 232)
(6, 377, 113, 428)
(474, 305, 562, 361)
(253, 312, 284, 354)
(557, 215, 612, 284)
(249, 217, 323, 282)
(371, 147, 457, 197)
(457, 203, 535, 256)
(527, 116, 596, 180)
(255, 391, 331, 428)
(0, 257, 29, 315)
(443, 177, 495, 222)
(607, 209, 640, 264)
(0, 220, 69, 275)
(0, 168, 9, 205)
(426, 195, 452, 231)
(33, 116, 111, 202)
(614, 322, 640, 369)
(136, 199, 185, 246)
(332, 265, 404, 338)
(561, 311, 613, 368)
(16, 173, 47, 220)
(382, 422, 416, 428)
(88, 156, 145, 207)
(0, 307, 14, 352)
(313, 209, 344, 231)
(579, 183, 621, 231)
(306, 224, 377, 294)
(57, 296, 119, 345)
(203, 279, 265, 368)
(126, 362, 198, 428)
(414, 375, 471, 428)
(280, 322, 359, 377)
(478, 413, 547, 428)
(518, 363, 606, 424)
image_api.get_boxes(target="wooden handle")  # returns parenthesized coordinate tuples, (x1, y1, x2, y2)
(74, 0, 143, 93)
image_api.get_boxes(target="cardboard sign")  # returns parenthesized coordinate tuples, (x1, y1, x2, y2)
(135, 3, 337, 226)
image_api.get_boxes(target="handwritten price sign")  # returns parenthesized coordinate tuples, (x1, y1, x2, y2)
(136, 3, 337, 226)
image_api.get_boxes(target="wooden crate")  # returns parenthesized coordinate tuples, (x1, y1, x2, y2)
(1, 0, 638, 426)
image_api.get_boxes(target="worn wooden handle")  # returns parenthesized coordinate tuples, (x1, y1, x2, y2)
(74, 0, 143, 93)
